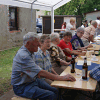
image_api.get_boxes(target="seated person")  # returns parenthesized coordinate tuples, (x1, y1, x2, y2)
(81, 21, 97, 46)
(89, 65, 100, 82)
(58, 32, 86, 57)
(11, 32, 76, 100)
(89, 65, 100, 98)
(34, 34, 58, 84)
(49, 33, 71, 74)
(70, 27, 92, 50)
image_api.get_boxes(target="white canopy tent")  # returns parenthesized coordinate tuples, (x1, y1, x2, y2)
(0, 0, 71, 32)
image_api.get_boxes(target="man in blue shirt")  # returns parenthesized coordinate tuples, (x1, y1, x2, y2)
(11, 32, 76, 100)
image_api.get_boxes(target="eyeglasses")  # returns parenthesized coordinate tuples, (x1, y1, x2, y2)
(79, 31, 84, 34)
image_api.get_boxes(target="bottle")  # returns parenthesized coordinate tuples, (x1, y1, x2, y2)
(71, 54, 75, 73)
(82, 57, 88, 80)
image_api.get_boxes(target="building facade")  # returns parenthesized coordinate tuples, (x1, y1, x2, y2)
(85, 10, 100, 22)
(0, 4, 36, 50)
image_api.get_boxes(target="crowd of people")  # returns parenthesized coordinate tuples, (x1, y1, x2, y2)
(11, 16, 100, 100)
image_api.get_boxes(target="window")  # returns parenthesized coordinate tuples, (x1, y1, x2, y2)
(9, 6, 18, 31)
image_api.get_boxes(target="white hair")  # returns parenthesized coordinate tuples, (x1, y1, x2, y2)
(77, 27, 84, 32)
(50, 32, 59, 42)
(91, 20, 97, 26)
(23, 32, 38, 45)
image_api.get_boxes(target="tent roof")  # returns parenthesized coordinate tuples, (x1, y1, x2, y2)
(0, 0, 71, 11)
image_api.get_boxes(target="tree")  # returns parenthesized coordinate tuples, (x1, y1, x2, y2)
(54, 0, 100, 15)
(80, 0, 100, 14)
(54, 0, 84, 15)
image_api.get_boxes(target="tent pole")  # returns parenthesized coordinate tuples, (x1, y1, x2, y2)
(31, 0, 37, 31)
(51, 7, 54, 33)
(31, 3, 33, 31)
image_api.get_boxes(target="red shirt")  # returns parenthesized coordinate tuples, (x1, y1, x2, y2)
(58, 39, 73, 57)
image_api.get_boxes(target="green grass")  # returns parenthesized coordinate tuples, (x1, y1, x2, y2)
(0, 47, 20, 96)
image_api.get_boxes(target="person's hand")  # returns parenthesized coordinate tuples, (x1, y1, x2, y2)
(82, 49, 87, 51)
(77, 50, 82, 53)
(81, 51, 86, 56)
(66, 57, 72, 61)
(66, 62, 71, 66)
(62, 74, 76, 82)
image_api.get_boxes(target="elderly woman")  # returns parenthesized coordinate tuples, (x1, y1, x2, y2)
(66, 18, 76, 36)
(70, 27, 92, 50)
(34, 34, 58, 83)
(81, 21, 97, 46)
(49, 33, 71, 74)
(58, 32, 86, 57)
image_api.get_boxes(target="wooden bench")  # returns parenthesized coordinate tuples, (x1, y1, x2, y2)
(11, 96, 31, 100)
(11, 94, 39, 100)
(11, 95, 38, 100)
(11, 95, 32, 100)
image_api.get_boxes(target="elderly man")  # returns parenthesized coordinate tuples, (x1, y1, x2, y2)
(11, 32, 76, 100)
(81, 20, 97, 46)
(49, 33, 71, 74)
(58, 32, 86, 57)
(70, 27, 92, 50)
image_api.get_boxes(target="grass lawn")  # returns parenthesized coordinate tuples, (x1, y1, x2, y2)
(0, 47, 20, 97)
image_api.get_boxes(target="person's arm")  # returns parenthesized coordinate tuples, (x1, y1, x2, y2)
(60, 59, 71, 66)
(38, 70, 76, 82)
(76, 43, 93, 50)
(70, 23, 76, 30)
(66, 56, 72, 61)
(63, 48, 86, 56)
(83, 43, 93, 49)
(70, 27, 76, 30)
(89, 35, 94, 42)
(51, 68, 58, 75)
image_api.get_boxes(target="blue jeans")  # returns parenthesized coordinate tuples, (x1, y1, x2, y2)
(13, 78, 59, 100)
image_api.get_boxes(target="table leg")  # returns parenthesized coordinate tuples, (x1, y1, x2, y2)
(93, 91, 96, 100)
(58, 88, 61, 100)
